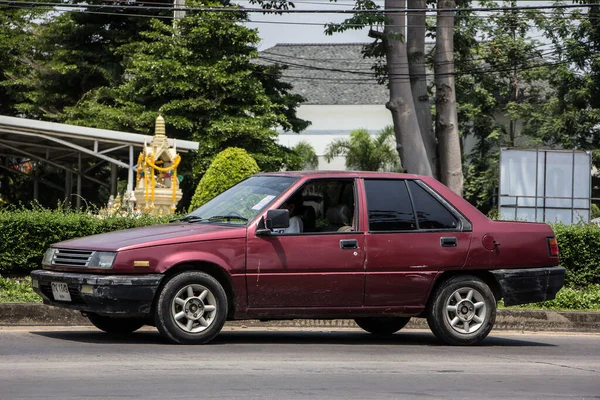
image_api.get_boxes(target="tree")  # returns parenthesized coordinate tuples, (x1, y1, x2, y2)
(189, 147, 260, 211)
(518, 1, 600, 150)
(384, 0, 433, 177)
(291, 141, 319, 170)
(435, 0, 463, 194)
(251, 0, 466, 193)
(3, 1, 176, 120)
(324, 126, 401, 171)
(408, 0, 438, 176)
(62, 2, 306, 176)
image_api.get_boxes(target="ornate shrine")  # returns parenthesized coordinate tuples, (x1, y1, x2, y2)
(134, 115, 182, 215)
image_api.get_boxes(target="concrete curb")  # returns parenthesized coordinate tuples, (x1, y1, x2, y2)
(1, 303, 600, 332)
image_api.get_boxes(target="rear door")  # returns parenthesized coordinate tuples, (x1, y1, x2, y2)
(362, 179, 472, 308)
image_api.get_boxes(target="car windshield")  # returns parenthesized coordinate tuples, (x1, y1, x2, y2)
(184, 176, 298, 225)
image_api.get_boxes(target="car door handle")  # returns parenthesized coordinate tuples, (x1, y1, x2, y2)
(440, 237, 458, 247)
(340, 239, 358, 250)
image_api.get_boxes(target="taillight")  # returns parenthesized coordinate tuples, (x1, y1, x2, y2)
(547, 237, 559, 257)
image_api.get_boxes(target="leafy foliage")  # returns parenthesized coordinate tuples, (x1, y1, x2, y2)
(324, 126, 401, 171)
(0, 207, 168, 273)
(189, 148, 260, 211)
(502, 285, 600, 311)
(0, 276, 41, 303)
(291, 141, 319, 171)
(552, 223, 600, 288)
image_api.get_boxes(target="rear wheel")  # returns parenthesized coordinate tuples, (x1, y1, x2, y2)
(427, 275, 496, 346)
(354, 317, 411, 335)
(87, 314, 145, 334)
(154, 271, 228, 344)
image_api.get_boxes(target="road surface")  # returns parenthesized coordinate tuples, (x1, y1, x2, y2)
(0, 326, 599, 399)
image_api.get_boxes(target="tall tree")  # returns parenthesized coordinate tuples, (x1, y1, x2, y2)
(408, 0, 438, 177)
(64, 2, 307, 179)
(435, 0, 463, 194)
(520, 0, 600, 150)
(5, 0, 174, 120)
(385, 0, 433, 176)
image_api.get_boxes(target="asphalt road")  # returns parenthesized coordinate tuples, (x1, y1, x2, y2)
(0, 326, 599, 400)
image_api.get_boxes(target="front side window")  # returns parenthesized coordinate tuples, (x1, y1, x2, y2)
(364, 179, 416, 232)
(276, 179, 357, 234)
(186, 176, 298, 225)
(407, 181, 459, 230)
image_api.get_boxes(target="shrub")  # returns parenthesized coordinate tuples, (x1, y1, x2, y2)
(552, 223, 600, 288)
(189, 147, 260, 211)
(502, 285, 600, 311)
(0, 208, 168, 274)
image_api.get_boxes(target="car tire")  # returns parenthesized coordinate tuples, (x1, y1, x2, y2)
(354, 317, 411, 335)
(426, 275, 496, 346)
(154, 271, 228, 344)
(87, 313, 145, 334)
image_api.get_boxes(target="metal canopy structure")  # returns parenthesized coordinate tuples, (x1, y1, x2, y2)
(0, 115, 199, 208)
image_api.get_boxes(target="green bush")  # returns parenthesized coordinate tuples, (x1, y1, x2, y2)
(552, 223, 600, 288)
(189, 147, 260, 211)
(502, 285, 600, 311)
(0, 208, 168, 274)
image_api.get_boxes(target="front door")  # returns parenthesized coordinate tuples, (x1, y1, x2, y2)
(246, 179, 365, 308)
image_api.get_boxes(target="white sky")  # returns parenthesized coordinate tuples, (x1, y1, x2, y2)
(236, 0, 554, 50)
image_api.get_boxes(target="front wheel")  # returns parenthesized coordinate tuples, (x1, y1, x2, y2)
(87, 314, 145, 334)
(354, 317, 411, 335)
(426, 276, 496, 346)
(154, 271, 228, 344)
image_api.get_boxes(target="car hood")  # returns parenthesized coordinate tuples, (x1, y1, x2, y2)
(52, 222, 247, 251)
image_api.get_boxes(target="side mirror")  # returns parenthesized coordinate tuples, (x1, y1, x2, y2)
(266, 209, 290, 229)
(256, 209, 290, 236)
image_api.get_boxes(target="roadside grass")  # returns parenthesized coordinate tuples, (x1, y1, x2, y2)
(1, 276, 599, 311)
(0, 276, 42, 303)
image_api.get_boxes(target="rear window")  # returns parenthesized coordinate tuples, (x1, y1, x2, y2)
(407, 181, 458, 230)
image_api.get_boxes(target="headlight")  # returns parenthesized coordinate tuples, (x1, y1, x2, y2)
(42, 248, 56, 267)
(88, 252, 117, 268)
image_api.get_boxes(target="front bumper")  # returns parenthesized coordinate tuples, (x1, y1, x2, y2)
(490, 267, 566, 306)
(31, 270, 164, 316)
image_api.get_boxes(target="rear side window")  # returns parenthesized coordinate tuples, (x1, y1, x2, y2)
(407, 181, 458, 230)
(364, 180, 416, 231)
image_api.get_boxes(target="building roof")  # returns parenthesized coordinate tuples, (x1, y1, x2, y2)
(258, 43, 389, 106)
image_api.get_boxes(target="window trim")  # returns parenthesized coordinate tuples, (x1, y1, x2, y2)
(272, 177, 360, 236)
(363, 178, 418, 233)
(411, 179, 472, 232)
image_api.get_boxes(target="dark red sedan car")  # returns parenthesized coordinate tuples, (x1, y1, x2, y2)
(31, 172, 565, 345)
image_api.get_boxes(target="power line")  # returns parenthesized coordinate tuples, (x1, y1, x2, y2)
(1, 1, 599, 14)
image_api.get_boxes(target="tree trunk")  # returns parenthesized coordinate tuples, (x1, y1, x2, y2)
(385, 0, 433, 176)
(407, 0, 438, 178)
(435, 0, 463, 195)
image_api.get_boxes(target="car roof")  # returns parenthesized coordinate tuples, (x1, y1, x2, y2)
(255, 170, 423, 180)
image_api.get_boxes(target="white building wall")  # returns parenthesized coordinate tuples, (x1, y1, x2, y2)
(295, 104, 392, 132)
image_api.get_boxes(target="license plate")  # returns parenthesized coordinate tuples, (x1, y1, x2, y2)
(51, 282, 72, 302)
